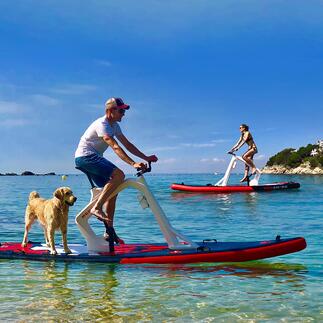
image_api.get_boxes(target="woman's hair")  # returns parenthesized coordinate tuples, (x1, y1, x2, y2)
(240, 124, 249, 131)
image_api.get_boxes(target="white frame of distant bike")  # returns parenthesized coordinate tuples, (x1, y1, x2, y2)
(215, 152, 261, 186)
(75, 166, 198, 254)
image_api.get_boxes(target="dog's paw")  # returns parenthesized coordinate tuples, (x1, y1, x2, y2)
(64, 248, 72, 254)
(21, 242, 27, 248)
(50, 249, 58, 255)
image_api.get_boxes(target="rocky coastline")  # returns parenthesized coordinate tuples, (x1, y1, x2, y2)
(0, 171, 56, 176)
(262, 162, 323, 175)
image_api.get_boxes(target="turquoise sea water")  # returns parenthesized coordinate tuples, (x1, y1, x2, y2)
(0, 173, 322, 322)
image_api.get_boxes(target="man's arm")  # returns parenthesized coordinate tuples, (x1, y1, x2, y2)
(103, 135, 144, 168)
(116, 134, 158, 162)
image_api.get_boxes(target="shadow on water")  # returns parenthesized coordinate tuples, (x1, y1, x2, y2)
(171, 191, 238, 201)
(171, 191, 257, 204)
(170, 191, 261, 213)
(128, 260, 308, 279)
(0, 258, 309, 321)
(170, 189, 301, 216)
(2, 260, 121, 321)
(0, 257, 308, 276)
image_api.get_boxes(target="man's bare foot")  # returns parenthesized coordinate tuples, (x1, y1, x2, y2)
(90, 208, 109, 222)
(104, 230, 125, 244)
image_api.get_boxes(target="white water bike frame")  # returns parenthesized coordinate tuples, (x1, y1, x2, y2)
(215, 153, 261, 186)
(75, 172, 198, 253)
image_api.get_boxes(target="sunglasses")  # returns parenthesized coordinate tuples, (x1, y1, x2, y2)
(112, 108, 126, 114)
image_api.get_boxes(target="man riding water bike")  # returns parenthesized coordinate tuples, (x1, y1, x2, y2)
(75, 97, 158, 243)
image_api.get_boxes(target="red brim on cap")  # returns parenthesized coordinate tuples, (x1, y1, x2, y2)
(117, 104, 130, 110)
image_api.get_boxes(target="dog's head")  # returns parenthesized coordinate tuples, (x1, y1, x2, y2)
(54, 187, 77, 206)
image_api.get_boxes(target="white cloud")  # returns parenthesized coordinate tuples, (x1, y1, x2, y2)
(200, 157, 225, 163)
(254, 154, 266, 160)
(262, 127, 276, 132)
(95, 59, 112, 67)
(166, 134, 181, 139)
(181, 143, 216, 148)
(211, 139, 230, 143)
(158, 158, 177, 164)
(51, 84, 97, 95)
(212, 157, 225, 162)
(0, 100, 24, 114)
(147, 142, 219, 152)
(147, 145, 180, 152)
(86, 103, 104, 110)
(0, 119, 30, 127)
(30, 94, 60, 106)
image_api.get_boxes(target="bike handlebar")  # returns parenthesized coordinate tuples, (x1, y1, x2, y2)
(136, 161, 152, 177)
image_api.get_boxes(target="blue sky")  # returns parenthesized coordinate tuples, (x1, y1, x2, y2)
(0, 1, 322, 174)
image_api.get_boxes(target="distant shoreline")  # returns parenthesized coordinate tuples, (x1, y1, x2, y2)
(1, 171, 323, 177)
(264, 141, 323, 175)
(262, 164, 323, 175)
(0, 171, 56, 176)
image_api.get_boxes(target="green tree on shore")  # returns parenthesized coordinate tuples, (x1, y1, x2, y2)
(266, 144, 323, 169)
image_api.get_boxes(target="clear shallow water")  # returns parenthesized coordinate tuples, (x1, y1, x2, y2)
(0, 173, 322, 322)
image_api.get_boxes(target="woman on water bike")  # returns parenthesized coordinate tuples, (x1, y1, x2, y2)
(229, 124, 258, 182)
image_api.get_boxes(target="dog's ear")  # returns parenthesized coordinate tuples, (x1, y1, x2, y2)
(54, 188, 64, 200)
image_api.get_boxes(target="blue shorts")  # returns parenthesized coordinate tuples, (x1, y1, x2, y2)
(75, 154, 117, 188)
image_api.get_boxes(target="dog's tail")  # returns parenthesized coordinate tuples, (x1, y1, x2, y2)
(29, 191, 40, 201)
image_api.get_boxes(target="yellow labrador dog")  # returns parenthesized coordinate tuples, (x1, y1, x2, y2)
(22, 187, 77, 255)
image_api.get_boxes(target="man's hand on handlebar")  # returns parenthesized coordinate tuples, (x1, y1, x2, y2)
(134, 155, 157, 176)
(135, 161, 153, 176)
(133, 162, 146, 170)
(146, 155, 158, 163)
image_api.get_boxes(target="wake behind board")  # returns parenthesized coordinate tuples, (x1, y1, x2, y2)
(171, 182, 300, 193)
(0, 237, 306, 264)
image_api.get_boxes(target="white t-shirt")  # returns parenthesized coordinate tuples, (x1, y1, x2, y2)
(75, 116, 123, 157)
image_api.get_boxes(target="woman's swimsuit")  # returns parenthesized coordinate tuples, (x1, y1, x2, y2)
(244, 132, 258, 153)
